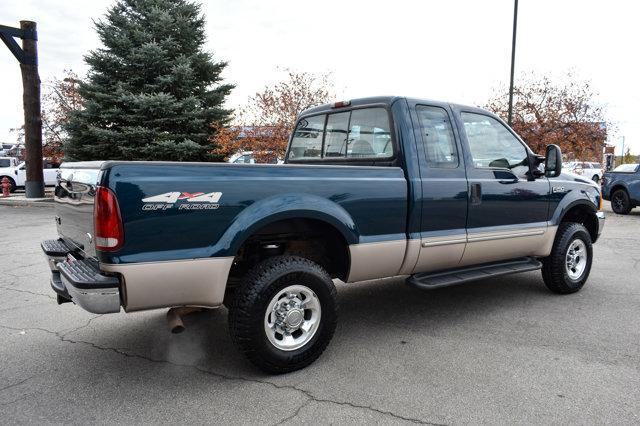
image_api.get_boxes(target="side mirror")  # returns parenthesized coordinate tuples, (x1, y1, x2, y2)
(545, 144, 562, 178)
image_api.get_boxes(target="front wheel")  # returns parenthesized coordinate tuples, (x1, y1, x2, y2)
(542, 222, 593, 294)
(611, 189, 632, 214)
(228, 255, 337, 374)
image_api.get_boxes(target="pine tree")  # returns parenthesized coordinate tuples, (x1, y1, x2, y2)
(65, 0, 233, 161)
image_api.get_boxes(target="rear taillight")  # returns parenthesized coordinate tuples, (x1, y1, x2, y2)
(94, 186, 124, 251)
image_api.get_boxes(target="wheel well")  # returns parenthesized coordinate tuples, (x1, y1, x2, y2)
(560, 205, 598, 242)
(228, 218, 350, 283)
(610, 185, 627, 196)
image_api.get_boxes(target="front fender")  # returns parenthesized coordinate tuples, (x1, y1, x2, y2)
(549, 186, 599, 226)
(209, 193, 359, 257)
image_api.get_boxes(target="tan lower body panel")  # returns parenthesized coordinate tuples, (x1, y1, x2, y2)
(460, 225, 557, 266)
(414, 234, 467, 274)
(101, 257, 234, 312)
(347, 240, 407, 282)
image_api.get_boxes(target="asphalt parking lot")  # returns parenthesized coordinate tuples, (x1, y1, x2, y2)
(1, 204, 639, 424)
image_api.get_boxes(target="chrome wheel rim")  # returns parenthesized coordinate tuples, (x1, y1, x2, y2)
(264, 285, 321, 351)
(565, 239, 587, 280)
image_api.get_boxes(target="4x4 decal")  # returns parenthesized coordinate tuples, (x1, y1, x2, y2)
(142, 192, 222, 210)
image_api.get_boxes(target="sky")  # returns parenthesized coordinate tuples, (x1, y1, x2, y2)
(1, 0, 638, 154)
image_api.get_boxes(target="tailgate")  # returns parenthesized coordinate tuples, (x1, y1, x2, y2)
(55, 162, 104, 259)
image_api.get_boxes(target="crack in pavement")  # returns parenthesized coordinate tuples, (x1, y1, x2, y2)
(0, 285, 56, 301)
(0, 375, 36, 393)
(59, 314, 104, 337)
(0, 323, 444, 425)
(273, 398, 312, 425)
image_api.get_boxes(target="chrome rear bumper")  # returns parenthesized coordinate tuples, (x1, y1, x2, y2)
(41, 239, 121, 314)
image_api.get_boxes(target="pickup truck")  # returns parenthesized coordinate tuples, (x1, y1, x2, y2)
(601, 163, 640, 214)
(0, 160, 59, 192)
(42, 96, 605, 373)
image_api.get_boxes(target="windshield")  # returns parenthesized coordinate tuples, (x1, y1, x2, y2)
(613, 163, 639, 172)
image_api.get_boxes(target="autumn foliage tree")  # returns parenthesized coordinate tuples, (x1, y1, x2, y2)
(41, 70, 84, 162)
(485, 72, 608, 161)
(212, 70, 335, 162)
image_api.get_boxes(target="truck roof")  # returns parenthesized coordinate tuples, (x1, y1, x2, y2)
(299, 96, 483, 117)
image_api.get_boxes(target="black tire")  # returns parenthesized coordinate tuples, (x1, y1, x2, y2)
(1, 176, 16, 193)
(611, 189, 632, 215)
(542, 222, 593, 294)
(591, 175, 599, 184)
(228, 255, 337, 374)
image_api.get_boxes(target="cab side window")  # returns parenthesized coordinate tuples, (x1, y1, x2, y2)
(347, 108, 393, 159)
(416, 106, 458, 168)
(461, 112, 529, 177)
(289, 115, 326, 160)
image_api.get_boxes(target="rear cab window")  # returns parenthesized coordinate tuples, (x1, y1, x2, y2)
(287, 107, 394, 163)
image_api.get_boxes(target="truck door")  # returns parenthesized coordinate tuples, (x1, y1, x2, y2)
(410, 103, 468, 273)
(455, 109, 552, 266)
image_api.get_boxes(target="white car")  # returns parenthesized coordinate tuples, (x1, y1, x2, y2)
(0, 157, 20, 168)
(227, 151, 283, 164)
(563, 161, 604, 183)
(0, 161, 59, 192)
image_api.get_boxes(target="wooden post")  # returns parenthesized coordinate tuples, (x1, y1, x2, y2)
(19, 20, 44, 198)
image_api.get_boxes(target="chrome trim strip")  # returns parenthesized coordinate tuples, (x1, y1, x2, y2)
(102, 257, 234, 312)
(421, 234, 467, 247)
(347, 240, 406, 282)
(466, 228, 545, 243)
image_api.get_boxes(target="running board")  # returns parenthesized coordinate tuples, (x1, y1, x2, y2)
(406, 257, 542, 290)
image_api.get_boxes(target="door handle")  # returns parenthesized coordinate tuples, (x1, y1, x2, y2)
(470, 182, 482, 205)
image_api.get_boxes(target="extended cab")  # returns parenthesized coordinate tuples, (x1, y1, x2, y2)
(42, 97, 605, 373)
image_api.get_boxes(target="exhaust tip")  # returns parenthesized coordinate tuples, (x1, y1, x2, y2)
(167, 306, 203, 333)
(170, 324, 185, 334)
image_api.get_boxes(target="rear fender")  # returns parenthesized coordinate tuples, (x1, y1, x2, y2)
(210, 193, 359, 257)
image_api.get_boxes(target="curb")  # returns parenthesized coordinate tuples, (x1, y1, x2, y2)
(0, 198, 54, 208)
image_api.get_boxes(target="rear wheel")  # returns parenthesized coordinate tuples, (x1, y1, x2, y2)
(228, 255, 337, 374)
(542, 222, 593, 294)
(611, 189, 632, 214)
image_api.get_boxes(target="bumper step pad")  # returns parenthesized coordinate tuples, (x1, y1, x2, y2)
(56, 259, 121, 314)
(41, 239, 73, 257)
(407, 257, 542, 290)
(58, 259, 119, 289)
